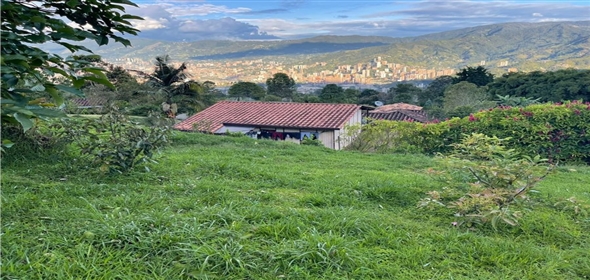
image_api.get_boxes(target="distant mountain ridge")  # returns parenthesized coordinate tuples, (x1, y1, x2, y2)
(82, 21, 590, 71)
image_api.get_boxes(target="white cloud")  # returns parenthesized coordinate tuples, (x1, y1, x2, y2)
(131, 17, 169, 30)
(533, 13, 543, 17)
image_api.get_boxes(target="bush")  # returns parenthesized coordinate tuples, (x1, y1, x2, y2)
(350, 101, 590, 163)
(53, 105, 171, 173)
(0, 124, 71, 163)
(128, 104, 161, 116)
(419, 133, 554, 229)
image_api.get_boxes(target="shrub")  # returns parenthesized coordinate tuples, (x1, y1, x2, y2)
(419, 133, 554, 229)
(350, 101, 590, 163)
(53, 105, 171, 173)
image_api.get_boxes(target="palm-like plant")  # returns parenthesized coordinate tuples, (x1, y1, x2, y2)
(147, 55, 207, 116)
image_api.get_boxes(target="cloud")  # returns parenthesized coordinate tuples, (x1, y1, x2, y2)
(239, 8, 289, 15)
(123, 0, 589, 40)
(363, 1, 589, 24)
(126, 4, 278, 41)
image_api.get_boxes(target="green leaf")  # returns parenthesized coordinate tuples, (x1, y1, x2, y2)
(31, 84, 46, 91)
(28, 107, 66, 118)
(83, 76, 115, 89)
(1, 139, 15, 148)
(56, 84, 84, 96)
(46, 85, 64, 105)
(96, 36, 109, 46)
(66, 0, 79, 8)
(13, 112, 34, 132)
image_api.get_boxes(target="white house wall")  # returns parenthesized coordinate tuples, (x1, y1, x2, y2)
(215, 126, 256, 134)
(318, 130, 335, 149)
(336, 109, 362, 150)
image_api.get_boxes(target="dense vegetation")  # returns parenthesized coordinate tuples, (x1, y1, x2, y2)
(2, 133, 589, 279)
(347, 101, 590, 164)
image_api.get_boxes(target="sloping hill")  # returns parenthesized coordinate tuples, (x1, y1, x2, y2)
(2, 132, 590, 278)
(312, 21, 590, 69)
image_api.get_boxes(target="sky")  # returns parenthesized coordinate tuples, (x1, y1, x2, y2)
(126, 0, 590, 41)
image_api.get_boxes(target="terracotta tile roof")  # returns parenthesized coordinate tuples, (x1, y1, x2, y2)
(71, 97, 108, 107)
(372, 103, 423, 113)
(174, 101, 361, 132)
(365, 110, 429, 123)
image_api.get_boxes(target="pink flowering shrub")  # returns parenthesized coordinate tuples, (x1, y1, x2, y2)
(350, 101, 590, 163)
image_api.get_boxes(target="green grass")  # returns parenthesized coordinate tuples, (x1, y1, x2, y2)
(2, 132, 589, 279)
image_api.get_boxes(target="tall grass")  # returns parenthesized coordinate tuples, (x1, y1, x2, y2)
(2, 132, 589, 279)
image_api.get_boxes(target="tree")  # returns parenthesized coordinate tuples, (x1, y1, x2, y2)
(357, 89, 382, 105)
(487, 69, 590, 102)
(419, 75, 453, 106)
(453, 66, 494, 87)
(319, 84, 344, 103)
(387, 83, 422, 104)
(146, 55, 210, 116)
(266, 73, 296, 100)
(1, 0, 141, 140)
(443, 81, 496, 117)
(228, 82, 266, 100)
(343, 88, 360, 103)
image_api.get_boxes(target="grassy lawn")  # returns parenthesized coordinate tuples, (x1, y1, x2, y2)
(2, 132, 589, 279)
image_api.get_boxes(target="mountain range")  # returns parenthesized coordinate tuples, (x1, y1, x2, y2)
(52, 21, 590, 73)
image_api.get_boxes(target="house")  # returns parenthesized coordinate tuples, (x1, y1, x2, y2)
(363, 103, 429, 123)
(173, 101, 362, 150)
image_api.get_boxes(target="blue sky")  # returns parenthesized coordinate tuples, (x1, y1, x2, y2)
(126, 0, 590, 41)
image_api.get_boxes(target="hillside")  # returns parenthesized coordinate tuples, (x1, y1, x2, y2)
(2, 133, 589, 279)
(313, 21, 590, 70)
(84, 21, 590, 71)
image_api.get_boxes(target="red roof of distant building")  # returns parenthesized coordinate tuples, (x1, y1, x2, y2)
(174, 101, 361, 132)
(71, 97, 107, 107)
(365, 110, 429, 123)
(372, 103, 423, 112)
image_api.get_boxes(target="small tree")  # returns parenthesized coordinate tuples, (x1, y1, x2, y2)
(266, 73, 296, 100)
(319, 84, 344, 103)
(420, 133, 553, 229)
(228, 82, 266, 100)
(443, 81, 495, 117)
(453, 66, 494, 87)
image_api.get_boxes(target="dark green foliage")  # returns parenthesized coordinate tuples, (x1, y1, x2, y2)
(387, 83, 422, 104)
(419, 75, 453, 106)
(228, 81, 266, 100)
(487, 69, 590, 102)
(1, 0, 140, 136)
(357, 89, 383, 105)
(453, 66, 494, 87)
(301, 137, 323, 146)
(442, 81, 496, 118)
(495, 94, 541, 107)
(127, 104, 161, 116)
(349, 102, 590, 163)
(266, 73, 296, 100)
(319, 84, 344, 103)
(53, 106, 171, 173)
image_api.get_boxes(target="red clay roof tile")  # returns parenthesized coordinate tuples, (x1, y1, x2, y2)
(372, 103, 423, 112)
(174, 101, 361, 132)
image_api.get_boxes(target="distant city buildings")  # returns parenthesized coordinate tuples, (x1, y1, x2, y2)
(107, 56, 459, 87)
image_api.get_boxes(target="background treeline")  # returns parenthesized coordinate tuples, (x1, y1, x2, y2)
(74, 59, 589, 122)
